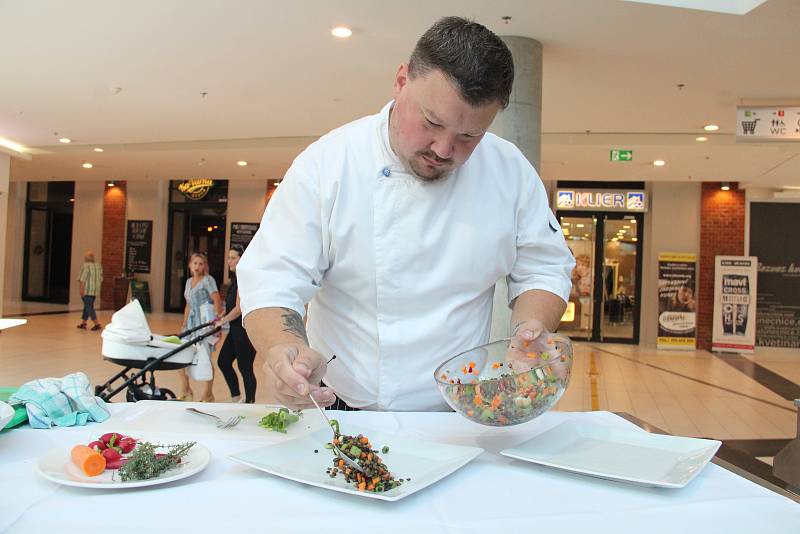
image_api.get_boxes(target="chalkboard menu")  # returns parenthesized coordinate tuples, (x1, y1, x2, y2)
(126, 220, 152, 273)
(230, 222, 260, 251)
(130, 280, 151, 313)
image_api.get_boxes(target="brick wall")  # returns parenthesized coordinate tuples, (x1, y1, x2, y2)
(697, 182, 745, 350)
(101, 182, 127, 309)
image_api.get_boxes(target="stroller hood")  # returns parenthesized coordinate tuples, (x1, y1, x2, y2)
(101, 299, 153, 345)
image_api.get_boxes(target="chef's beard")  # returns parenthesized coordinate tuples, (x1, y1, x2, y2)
(407, 151, 454, 182)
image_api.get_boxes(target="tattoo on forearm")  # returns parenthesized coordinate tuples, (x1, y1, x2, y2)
(280, 308, 308, 343)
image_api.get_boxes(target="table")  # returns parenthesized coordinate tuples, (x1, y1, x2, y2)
(2, 405, 798, 533)
(0, 318, 26, 332)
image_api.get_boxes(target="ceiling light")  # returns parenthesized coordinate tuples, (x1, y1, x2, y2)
(632, 237, 638, 242)
(576, 223, 585, 228)
(59, 138, 72, 143)
(703, 124, 719, 132)
(82, 162, 93, 169)
(620, 229, 627, 233)
(653, 160, 665, 167)
(695, 136, 708, 142)
(107, 180, 115, 187)
(612, 237, 619, 242)
(207, 226, 213, 232)
(94, 147, 104, 152)
(237, 160, 248, 166)
(623, 225, 630, 229)
(721, 182, 730, 191)
(0, 137, 26, 153)
(331, 26, 352, 38)
(69, 198, 75, 203)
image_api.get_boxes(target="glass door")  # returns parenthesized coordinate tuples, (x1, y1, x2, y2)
(558, 211, 643, 343)
(598, 214, 642, 342)
(558, 215, 597, 340)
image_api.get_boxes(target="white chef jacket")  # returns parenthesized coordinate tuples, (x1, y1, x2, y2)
(238, 102, 575, 411)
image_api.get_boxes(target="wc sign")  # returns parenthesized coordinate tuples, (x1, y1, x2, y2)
(736, 106, 800, 141)
(555, 189, 647, 212)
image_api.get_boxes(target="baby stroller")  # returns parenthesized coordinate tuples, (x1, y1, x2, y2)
(95, 299, 221, 402)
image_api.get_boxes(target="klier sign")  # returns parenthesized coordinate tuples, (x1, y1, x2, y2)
(736, 106, 800, 142)
(555, 189, 647, 212)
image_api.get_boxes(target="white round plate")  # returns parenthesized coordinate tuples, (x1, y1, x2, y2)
(35, 442, 211, 489)
(0, 401, 14, 431)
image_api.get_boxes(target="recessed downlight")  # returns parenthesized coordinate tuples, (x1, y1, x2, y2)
(695, 136, 708, 142)
(82, 162, 93, 169)
(94, 147, 104, 152)
(331, 26, 352, 38)
(653, 160, 666, 167)
(59, 138, 72, 143)
(703, 124, 719, 132)
(237, 160, 248, 166)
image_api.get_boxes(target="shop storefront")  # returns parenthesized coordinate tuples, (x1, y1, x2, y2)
(555, 182, 646, 344)
(164, 179, 228, 313)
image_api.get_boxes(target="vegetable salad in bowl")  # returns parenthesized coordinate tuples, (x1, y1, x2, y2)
(434, 334, 573, 427)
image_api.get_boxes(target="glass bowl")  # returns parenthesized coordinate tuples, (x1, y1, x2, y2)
(434, 334, 573, 427)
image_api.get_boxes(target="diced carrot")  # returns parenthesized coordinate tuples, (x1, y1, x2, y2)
(338, 459, 345, 468)
(473, 394, 483, 405)
(468, 361, 476, 368)
(372, 477, 381, 484)
(360, 436, 369, 444)
(367, 453, 373, 462)
(367, 484, 375, 491)
(467, 410, 474, 417)
(71, 444, 106, 477)
(358, 481, 366, 491)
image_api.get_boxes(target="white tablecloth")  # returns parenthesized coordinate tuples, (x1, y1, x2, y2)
(1, 406, 798, 533)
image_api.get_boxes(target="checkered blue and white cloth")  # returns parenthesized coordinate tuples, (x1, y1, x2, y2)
(9, 372, 110, 429)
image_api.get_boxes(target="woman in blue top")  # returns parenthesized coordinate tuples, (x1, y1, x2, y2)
(179, 252, 222, 402)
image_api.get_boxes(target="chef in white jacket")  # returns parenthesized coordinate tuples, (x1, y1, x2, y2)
(237, 16, 575, 411)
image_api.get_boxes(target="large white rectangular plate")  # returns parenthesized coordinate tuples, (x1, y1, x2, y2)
(229, 426, 483, 501)
(99, 401, 327, 442)
(501, 420, 721, 488)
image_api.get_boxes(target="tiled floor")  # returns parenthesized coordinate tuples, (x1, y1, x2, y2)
(2, 311, 798, 443)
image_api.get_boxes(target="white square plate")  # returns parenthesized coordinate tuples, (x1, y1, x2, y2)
(501, 420, 721, 488)
(229, 426, 483, 501)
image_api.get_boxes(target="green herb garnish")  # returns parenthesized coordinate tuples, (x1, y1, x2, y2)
(117, 441, 195, 482)
(258, 407, 301, 433)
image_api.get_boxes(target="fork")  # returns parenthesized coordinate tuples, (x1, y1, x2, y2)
(307, 394, 365, 474)
(185, 408, 244, 429)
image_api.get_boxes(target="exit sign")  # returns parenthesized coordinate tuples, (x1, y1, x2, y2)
(610, 149, 633, 161)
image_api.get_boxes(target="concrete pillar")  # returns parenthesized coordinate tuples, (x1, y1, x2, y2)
(0, 154, 9, 317)
(488, 36, 544, 341)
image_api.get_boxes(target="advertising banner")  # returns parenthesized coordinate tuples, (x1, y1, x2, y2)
(749, 202, 800, 348)
(712, 256, 758, 353)
(657, 253, 697, 350)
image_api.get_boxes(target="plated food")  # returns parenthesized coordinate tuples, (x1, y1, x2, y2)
(37, 431, 210, 489)
(324, 420, 404, 493)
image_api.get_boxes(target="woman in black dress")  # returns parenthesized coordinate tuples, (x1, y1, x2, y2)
(215, 244, 257, 403)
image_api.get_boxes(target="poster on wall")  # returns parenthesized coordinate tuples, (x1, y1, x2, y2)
(125, 220, 152, 274)
(749, 202, 800, 348)
(230, 222, 260, 252)
(712, 256, 758, 354)
(657, 253, 697, 350)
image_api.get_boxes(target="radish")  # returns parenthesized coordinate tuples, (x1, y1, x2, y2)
(118, 437, 137, 453)
(102, 448, 122, 462)
(87, 440, 106, 451)
(105, 457, 128, 470)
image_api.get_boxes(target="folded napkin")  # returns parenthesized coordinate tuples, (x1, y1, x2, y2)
(0, 387, 29, 429)
(9, 372, 110, 429)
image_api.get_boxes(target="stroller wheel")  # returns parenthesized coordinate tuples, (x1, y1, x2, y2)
(159, 388, 177, 401)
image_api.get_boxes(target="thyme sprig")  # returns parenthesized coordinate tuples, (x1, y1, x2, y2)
(117, 441, 196, 482)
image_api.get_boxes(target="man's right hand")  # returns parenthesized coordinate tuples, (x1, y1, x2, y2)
(263, 343, 337, 410)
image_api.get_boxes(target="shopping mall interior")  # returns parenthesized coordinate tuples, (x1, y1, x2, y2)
(1, 1, 799, 528)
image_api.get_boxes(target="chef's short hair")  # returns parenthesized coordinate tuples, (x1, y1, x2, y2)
(409, 17, 514, 108)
